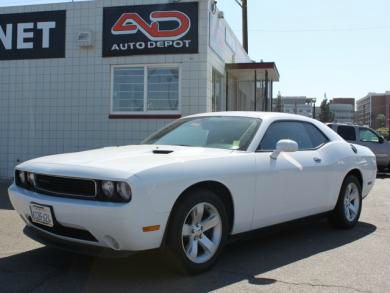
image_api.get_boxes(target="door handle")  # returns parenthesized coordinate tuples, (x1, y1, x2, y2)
(313, 157, 322, 163)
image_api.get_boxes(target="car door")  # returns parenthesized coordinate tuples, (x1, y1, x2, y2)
(358, 127, 389, 168)
(252, 120, 331, 229)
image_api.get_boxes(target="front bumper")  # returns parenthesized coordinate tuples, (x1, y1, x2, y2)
(8, 184, 168, 252)
(23, 225, 136, 257)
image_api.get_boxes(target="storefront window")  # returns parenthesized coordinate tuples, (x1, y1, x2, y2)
(147, 68, 179, 111)
(112, 66, 179, 113)
(112, 67, 144, 112)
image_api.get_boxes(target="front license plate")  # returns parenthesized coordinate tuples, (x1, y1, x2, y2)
(29, 204, 54, 227)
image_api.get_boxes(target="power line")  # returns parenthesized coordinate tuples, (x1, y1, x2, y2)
(232, 26, 390, 33)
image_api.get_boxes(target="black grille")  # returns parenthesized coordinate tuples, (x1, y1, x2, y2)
(28, 217, 97, 242)
(35, 174, 96, 198)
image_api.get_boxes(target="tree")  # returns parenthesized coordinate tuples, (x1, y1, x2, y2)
(319, 99, 334, 122)
(275, 91, 283, 112)
(375, 114, 386, 128)
(376, 127, 389, 140)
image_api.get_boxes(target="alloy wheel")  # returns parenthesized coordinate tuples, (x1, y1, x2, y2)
(343, 182, 360, 222)
(181, 202, 222, 264)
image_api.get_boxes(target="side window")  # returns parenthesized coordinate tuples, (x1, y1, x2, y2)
(258, 121, 329, 151)
(359, 128, 379, 143)
(337, 126, 356, 141)
(303, 123, 329, 147)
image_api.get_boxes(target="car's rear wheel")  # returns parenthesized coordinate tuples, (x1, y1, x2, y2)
(329, 175, 362, 229)
(166, 189, 228, 274)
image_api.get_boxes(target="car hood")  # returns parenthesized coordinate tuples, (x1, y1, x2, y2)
(16, 145, 234, 180)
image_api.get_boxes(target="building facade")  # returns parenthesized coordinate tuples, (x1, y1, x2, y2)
(356, 92, 390, 128)
(0, 0, 279, 179)
(329, 98, 355, 123)
(273, 96, 315, 118)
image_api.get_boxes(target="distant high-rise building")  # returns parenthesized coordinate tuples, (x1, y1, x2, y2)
(356, 92, 390, 128)
(329, 98, 355, 123)
(272, 96, 315, 118)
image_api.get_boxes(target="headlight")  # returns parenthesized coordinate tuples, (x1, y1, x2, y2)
(101, 181, 115, 198)
(18, 171, 26, 185)
(27, 173, 36, 187)
(116, 182, 132, 202)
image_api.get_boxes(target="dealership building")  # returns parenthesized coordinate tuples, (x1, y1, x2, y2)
(0, 0, 279, 179)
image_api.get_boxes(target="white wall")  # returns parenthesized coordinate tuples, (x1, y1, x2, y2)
(206, 1, 251, 111)
(0, 0, 212, 178)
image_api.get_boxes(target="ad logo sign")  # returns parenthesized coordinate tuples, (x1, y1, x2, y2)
(0, 10, 66, 60)
(111, 11, 191, 41)
(103, 2, 198, 57)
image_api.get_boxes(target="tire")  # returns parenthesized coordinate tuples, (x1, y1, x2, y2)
(329, 175, 362, 229)
(166, 188, 229, 274)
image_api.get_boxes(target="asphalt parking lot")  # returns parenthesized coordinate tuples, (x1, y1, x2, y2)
(1, 175, 389, 293)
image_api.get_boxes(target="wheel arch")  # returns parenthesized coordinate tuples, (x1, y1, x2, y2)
(345, 168, 363, 188)
(161, 180, 235, 247)
(329, 168, 364, 228)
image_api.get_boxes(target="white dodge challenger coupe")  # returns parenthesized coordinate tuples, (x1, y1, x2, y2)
(9, 112, 376, 273)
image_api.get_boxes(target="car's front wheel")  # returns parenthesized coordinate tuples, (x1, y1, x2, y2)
(329, 175, 362, 229)
(166, 189, 228, 274)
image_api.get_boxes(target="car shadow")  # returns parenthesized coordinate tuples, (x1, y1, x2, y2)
(377, 172, 390, 179)
(0, 180, 13, 210)
(0, 218, 376, 293)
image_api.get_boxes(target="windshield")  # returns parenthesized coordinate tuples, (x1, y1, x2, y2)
(143, 116, 261, 150)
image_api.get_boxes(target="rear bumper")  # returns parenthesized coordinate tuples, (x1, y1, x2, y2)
(363, 179, 375, 199)
(8, 184, 169, 251)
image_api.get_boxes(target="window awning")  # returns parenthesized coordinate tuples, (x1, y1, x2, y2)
(226, 62, 280, 81)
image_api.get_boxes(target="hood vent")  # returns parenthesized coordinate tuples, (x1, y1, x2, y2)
(153, 150, 173, 154)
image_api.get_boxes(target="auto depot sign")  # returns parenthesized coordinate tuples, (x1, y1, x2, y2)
(103, 2, 198, 57)
(0, 10, 65, 60)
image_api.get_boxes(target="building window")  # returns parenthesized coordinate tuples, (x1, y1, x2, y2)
(212, 68, 224, 112)
(112, 65, 179, 114)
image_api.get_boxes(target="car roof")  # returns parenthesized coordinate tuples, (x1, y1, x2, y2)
(328, 123, 373, 129)
(185, 111, 343, 142)
(186, 111, 314, 122)
(327, 122, 358, 127)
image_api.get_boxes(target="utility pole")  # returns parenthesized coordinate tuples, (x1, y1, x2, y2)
(388, 103, 390, 140)
(242, 0, 248, 52)
(235, 0, 249, 53)
(312, 98, 317, 119)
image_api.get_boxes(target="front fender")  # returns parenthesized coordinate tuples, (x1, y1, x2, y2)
(132, 153, 257, 234)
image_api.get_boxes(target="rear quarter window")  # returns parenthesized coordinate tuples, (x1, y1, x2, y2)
(336, 126, 356, 141)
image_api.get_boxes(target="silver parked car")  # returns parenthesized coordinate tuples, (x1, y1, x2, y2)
(327, 123, 390, 171)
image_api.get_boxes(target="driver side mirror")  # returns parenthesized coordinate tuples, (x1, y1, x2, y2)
(270, 139, 299, 160)
(379, 136, 385, 144)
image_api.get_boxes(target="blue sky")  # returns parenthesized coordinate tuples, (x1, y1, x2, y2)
(1, 0, 389, 102)
(219, 0, 390, 101)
